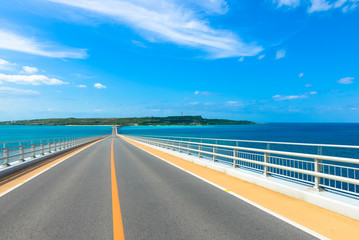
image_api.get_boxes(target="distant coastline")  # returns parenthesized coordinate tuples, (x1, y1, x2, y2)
(0, 116, 255, 126)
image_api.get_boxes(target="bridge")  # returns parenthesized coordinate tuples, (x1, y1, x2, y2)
(1, 128, 359, 239)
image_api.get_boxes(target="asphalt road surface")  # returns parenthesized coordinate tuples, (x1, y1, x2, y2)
(0, 136, 317, 240)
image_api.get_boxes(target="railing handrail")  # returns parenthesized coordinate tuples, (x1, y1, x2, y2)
(0, 136, 95, 146)
(0, 138, 75, 151)
(138, 134, 359, 150)
(128, 135, 359, 164)
(1, 135, 109, 166)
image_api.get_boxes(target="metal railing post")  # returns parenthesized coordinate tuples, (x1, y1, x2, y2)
(213, 146, 216, 162)
(31, 144, 36, 159)
(48, 141, 52, 153)
(179, 141, 182, 153)
(3, 149, 10, 166)
(263, 153, 268, 176)
(314, 158, 322, 190)
(19, 146, 24, 162)
(188, 143, 191, 155)
(54, 141, 57, 151)
(233, 149, 237, 167)
(41, 143, 44, 155)
(318, 146, 322, 155)
(198, 144, 202, 158)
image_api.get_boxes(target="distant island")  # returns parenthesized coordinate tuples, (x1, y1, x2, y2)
(0, 116, 255, 126)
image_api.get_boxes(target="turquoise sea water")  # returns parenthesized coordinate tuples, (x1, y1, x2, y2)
(1, 123, 359, 156)
(119, 123, 359, 158)
(0, 125, 112, 143)
(119, 123, 359, 145)
(1, 123, 359, 146)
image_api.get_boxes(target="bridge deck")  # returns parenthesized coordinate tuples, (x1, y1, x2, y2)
(0, 135, 357, 239)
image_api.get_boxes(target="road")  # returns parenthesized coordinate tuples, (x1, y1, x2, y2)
(0, 136, 317, 239)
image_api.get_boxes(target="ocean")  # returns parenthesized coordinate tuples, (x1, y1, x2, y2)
(119, 123, 359, 158)
(1, 123, 359, 145)
(118, 123, 359, 144)
(1, 123, 359, 157)
(0, 125, 113, 143)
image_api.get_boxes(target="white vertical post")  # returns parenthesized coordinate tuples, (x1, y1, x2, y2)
(31, 144, 36, 158)
(48, 140, 51, 153)
(198, 144, 202, 158)
(213, 146, 216, 162)
(3, 149, 9, 166)
(19, 146, 24, 162)
(263, 153, 268, 176)
(314, 158, 321, 190)
(233, 149, 237, 167)
(41, 143, 44, 155)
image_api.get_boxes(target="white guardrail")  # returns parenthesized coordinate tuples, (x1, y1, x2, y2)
(125, 135, 359, 199)
(0, 135, 107, 167)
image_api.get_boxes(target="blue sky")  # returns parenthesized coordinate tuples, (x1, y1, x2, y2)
(0, 0, 358, 122)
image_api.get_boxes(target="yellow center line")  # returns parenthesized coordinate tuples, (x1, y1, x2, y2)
(111, 137, 125, 240)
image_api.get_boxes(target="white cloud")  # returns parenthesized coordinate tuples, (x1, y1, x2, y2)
(131, 40, 147, 48)
(273, 91, 317, 101)
(188, 102, 199, 105)
(258, 54, 265, 60)
(0, 73, 67, 85)
(193, 0, 228, 14)
(308, 0, 332, 12)
(274, 0, 301, 8)
(76, 84, 87, 88)
(0, 29, 87, 59)
(48, 0, 262, 58)
(335, 0, 347, 8)
(275, 49, 286, 59)
(0, 58, 16, 71)
(22, 66, 38, 74)
(0, 59, 10, 65)
(305, 83, 312, 87)
(337, 76, 354, 84)
(0, 86, 39, 95)
(274, 0, 358, 13)
(194, 90, 213, 96)
(94, 83, 106, 89)
(342, 2, 359, 12)
(298, 72, 304, 78)
(238, 57, 244, 62)
(226, 101, 243, 106)
(273, 94, 307, 100)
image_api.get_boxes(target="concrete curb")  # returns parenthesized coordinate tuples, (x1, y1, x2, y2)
(131, 139, 359, 221)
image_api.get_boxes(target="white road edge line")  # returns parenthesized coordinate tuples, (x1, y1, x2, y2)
(121, 136, 328, 240)
(0, 137, 108, 198)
